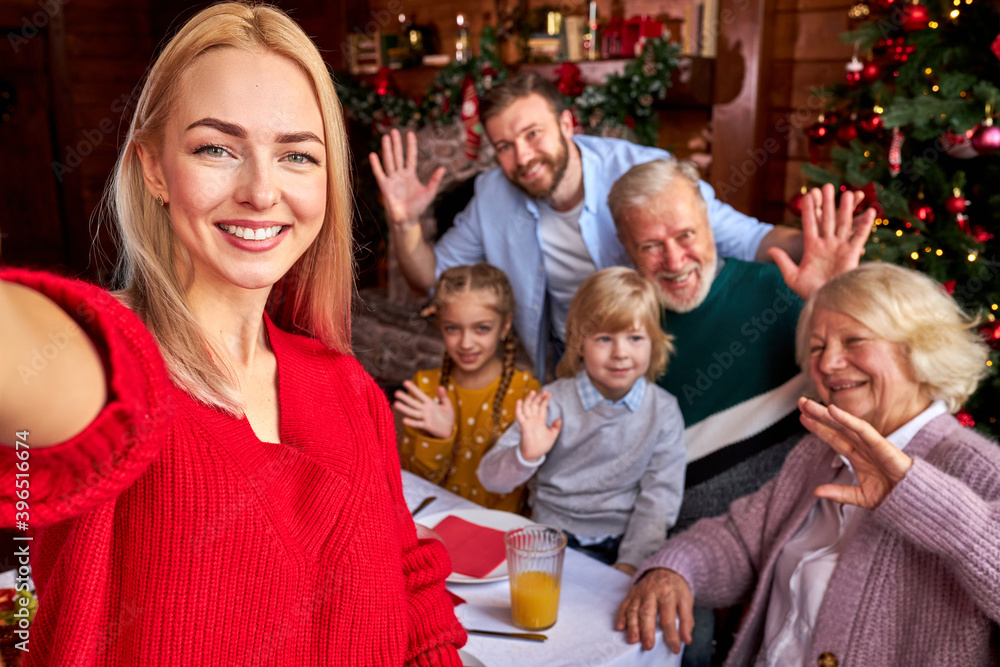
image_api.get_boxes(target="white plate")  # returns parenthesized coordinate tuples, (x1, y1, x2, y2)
(416, 508, 535, 583)
(458, 648, 486, 667)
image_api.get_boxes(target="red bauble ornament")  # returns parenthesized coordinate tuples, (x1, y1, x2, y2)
(901, 3, 929, 31)
(787, 190, 806, 216)
(910, 201, 934, 224)
(980, 321, 1000, 350)
(942, 279, 956, 296)
(861, 61, 882, 83)
(807, 123, 829, 143)
(971, 123, 1000, 156)
(992, 33, 1000, 61)
(858, 112, 884, 139)
(807, 114, 838, 144)
(836, 123, 859, 145)
(945, 194, 968, 214)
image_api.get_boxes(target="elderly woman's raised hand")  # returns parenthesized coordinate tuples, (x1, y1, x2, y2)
(369, 128, 446, 230)
(614, 568, 694, 654)
(799, 396, 913, 509)
(769, 183, 874, 300)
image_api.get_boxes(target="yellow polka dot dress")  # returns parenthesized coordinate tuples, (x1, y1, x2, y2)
(399, 367, 540, 514)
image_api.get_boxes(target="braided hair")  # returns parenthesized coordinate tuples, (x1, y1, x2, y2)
(433, 263, 517, 434)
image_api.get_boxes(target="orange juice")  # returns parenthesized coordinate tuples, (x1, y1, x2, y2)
(509, 570, 561, 630)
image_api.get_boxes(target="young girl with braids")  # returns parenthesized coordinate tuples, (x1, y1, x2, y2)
(395, 263, 540, 513)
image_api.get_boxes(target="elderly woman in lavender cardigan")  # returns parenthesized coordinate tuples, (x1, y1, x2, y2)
(616, 262, 1000, 666)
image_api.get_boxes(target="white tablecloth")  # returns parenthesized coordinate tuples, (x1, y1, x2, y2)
(403, 471, 681, 667)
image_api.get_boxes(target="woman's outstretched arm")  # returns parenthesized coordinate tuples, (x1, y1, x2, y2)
(0, 278, 107, 447)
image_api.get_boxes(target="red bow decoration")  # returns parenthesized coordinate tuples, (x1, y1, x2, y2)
(374, 67, 396, 97)
(973, 226, 995, 244)
(853, 182, 884, 219)
(554, 62, 584, 98)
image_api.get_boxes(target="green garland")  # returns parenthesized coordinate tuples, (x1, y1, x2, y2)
(574, 38, 682, 146)
(336, 35, 681, 149)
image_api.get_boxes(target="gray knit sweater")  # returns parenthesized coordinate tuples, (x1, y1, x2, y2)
(638, 414, 1000, 666)
(477, 376, 686, 567)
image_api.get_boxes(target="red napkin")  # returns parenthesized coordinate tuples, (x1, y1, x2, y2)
(433, 515, 507, 578)
(448, 590, 466, 607)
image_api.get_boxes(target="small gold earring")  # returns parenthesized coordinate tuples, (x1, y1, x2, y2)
(156, 194, 165, 207)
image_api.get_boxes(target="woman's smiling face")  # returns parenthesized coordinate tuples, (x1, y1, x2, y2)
(139, 47, 327, 294)
(808, 308, 930, 435)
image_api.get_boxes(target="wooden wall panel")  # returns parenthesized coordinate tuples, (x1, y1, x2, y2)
(768, 61, 844, 110)
(59, 0, 152, 275)
(0, 0, 149, 274)
(760, 0, 856, 223)
(707, 0, 770, 216)
(0, 30, 64, 268)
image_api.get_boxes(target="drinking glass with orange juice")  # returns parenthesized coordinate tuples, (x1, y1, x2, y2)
(504, 526, 567, 631)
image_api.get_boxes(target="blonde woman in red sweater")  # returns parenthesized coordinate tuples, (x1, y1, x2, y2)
(0, 3, 464, 665)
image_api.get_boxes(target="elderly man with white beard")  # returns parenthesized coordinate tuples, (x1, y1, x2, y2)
(609, 158, 872, 666)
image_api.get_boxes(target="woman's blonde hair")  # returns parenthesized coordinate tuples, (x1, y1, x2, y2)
(432, 264, 517, 432)
(557, 267, 675, 382)
(106, 2, 354, 414)
(795, 263, 989, 413)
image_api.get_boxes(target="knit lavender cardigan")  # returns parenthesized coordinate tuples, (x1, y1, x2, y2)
(637, 413, 1000, 666)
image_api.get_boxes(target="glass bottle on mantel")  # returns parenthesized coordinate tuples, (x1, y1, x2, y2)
(585, 1, 599, 61)
(456, 14, 469, 62)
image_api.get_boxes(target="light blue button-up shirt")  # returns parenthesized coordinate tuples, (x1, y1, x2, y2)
(434, 134, 773, 380)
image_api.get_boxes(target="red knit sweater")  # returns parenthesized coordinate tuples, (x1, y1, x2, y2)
(0, 269, 466, 666)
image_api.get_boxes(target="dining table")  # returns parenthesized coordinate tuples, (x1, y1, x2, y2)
(402, 470, 680, 667)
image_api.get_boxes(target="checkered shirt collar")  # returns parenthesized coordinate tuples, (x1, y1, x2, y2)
(576, 371, 646, 412)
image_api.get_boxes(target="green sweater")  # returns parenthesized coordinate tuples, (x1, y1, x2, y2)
(659, 259, 801, 427)
(657, 259, 805, 529)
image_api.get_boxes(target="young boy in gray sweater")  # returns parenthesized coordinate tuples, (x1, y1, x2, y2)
(478, 268, 686, 574)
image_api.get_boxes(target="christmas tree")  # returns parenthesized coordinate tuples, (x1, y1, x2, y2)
(800, 0, 1000, 438)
